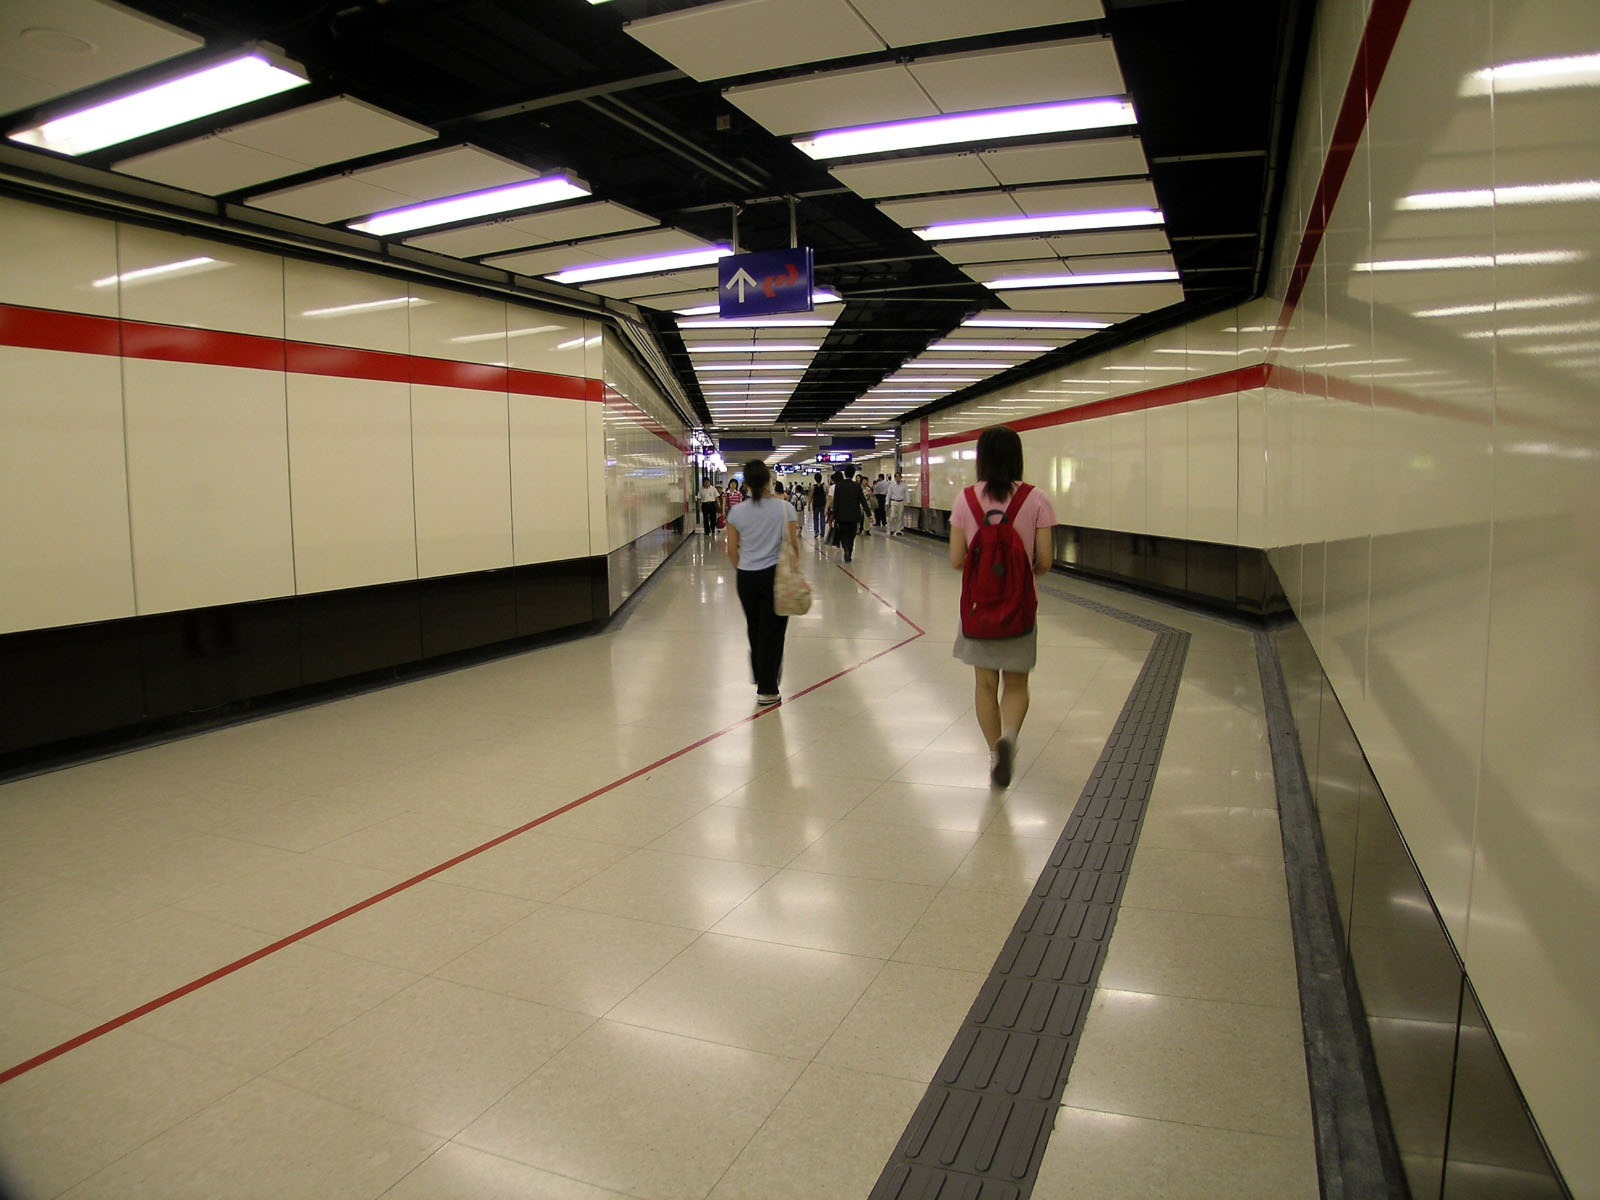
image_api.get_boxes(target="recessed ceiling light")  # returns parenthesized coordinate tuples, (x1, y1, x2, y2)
(986, 269, 1180, 290)
(687, 344, 823, 353)
(901, 361, 1017, 370)
(352, 176, 591, 236)
(918, 209, 1164, 241)
(551, 245, 731, 284)
(794, 98, 1136, 160)
(9, 53, 308, 156)
(928, 342, 1053, 353)
(697, 362, 811, 372)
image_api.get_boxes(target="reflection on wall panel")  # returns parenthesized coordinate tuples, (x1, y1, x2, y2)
(123, 361, 296, 615)
(287, 375, 417, 594)
(0, 348, 134, 634)
(115, 224, 286, 338)
(409, 385, 514, 579)
(511, 395, 591, 565)
(284, 258, 413, 353)
(600, 332, 688, 557)
(0, 198, 119, 318)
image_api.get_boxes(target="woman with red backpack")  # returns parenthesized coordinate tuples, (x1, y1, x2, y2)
(949, 426, 1057, 787)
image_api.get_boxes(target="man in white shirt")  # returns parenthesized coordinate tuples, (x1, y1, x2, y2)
(886, 472, 910, 535)
(698, 480, 720, 536)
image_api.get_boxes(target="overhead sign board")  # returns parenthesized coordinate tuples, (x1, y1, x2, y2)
(718, 247, 814, 318)
(817, 451, 853, 463)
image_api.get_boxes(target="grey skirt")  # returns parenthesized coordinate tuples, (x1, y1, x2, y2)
(952, 626, 1038, 672)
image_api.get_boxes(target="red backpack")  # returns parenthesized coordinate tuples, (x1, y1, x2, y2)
(959, 484, 1037, 639)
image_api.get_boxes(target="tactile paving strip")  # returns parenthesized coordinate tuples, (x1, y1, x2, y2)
(871, 580, 1189, 1200)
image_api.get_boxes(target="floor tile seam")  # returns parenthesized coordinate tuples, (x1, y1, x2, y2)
(1085, 980, 1306, 1014)
(1, 628, 932, 1087)
(1055, 1099, 1318, 1144)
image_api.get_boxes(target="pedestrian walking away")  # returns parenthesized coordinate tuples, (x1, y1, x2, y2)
(949, 426, 1057, 787)
(809, 472, 828, 540)
(828, 464, 868, 563)
(726, 459, 800, 706)
(872, 473, 890, 527)
(698, 480, 720, 536)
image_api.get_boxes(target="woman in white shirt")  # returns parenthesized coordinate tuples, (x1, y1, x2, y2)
(725, 459, 800, 706)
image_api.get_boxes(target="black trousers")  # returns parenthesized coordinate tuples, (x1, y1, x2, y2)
(812, 504, 826, 538)
(874, 495, 887, 525)
(836, 520, 860, 561)
(701, 502, 719, 535)
(735, 566, 789, 694)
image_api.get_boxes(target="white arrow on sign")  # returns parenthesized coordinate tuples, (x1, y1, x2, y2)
(724, 268, 759, 303)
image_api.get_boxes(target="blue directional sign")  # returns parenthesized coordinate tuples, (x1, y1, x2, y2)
(718, 247, 815, 318)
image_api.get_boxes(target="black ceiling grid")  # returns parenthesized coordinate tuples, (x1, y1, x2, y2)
(11, 0, 1305, 439)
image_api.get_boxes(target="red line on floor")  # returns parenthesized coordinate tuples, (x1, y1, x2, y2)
(0, 564, 926, 1085)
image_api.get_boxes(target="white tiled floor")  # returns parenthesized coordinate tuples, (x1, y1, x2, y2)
(0, 527, 1317, 1199)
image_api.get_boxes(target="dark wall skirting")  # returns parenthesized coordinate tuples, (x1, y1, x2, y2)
(606, 516, 687, 614)
(907, 508, 1288, 618)
(1268, 615, 1572, 1200)
(0, 552, 619, 774)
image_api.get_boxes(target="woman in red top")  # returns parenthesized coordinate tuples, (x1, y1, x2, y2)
(949, 426, 1057, 787)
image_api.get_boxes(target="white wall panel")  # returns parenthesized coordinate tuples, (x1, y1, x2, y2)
(511, 396, 591, 564)
(284, 259, 413, 353)
(407, 285, 508, 364)
(0, 348, 133, 633)
(0, 197, 119, 317)
(409, 385, 513, 578)
(123, 361, 294, 614)
(286, 375, 417, 594)
(1235, 387, 1267, 549)
(585, 401, 607, 556)
(1105, 410, 1146, 534)
(505, 307, 590, 377)
(1144, 402, 1187, 540)
(1185, 394, 1238, 546)
(115, 225, 284, 337)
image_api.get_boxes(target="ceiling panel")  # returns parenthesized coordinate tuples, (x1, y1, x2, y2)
(115, 96, 434, 195)
(248, 145, 538, 223)
(638, 290, 721, 312)
(484, 227, 712, 273)
(623, 0, 884, 84)
(980, 137, 1149, 187)
(937, 227, 1170, 264)
(407, 201, 658, 257)
(583, 267, 721, 300)
(1009, 178, 1161, 215)
(850, 0, 1103, 47)
(908, 38, 1127, 113)
(877, 190, 1025, 228)
(724, 63, 935, 137)
(962, 251, 1176, 283)
(828, 152, 998, 199)
(0, 0, 202, 116)
(999, 281, 1185, 312)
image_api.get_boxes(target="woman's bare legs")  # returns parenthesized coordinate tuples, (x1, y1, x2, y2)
(974, 668, 1002, 748)
(1000, 671, 1030, 741)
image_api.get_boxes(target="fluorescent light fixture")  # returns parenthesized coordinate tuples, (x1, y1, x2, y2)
(1461, 53, 1600, 97)
(963, 316, 1111, 330)
(549, 246, 731, 285)
(929, 342, 1053, 352)
(1352, 250, 1584, 272)
(301, 296, 425, 318)
(696, 362, 810, 372)
(702, 390, 794, 396)
(679, 316, 836, 328)
(450, 324, 563, 344)
(686, 344, 823, 353)
(9, 53, 308, 157)
(1398, 181, 1600, 210)
(352, 176, 590, 236)
(794, 98, 1136, 160)
(674, 289, 840, 317)
(91, 256, 225, 289)
(901, 361, 1018, 370)
(986, 269, 1180, 290)
(1412, 294, 1593, 318)
(918, 208, 1164, 242)
(885, 375, 984, 384)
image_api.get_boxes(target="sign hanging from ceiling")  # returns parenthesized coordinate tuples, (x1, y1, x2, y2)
(718, 247, 815, 318)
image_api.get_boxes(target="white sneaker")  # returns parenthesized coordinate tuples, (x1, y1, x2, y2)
(756, 693, 781, 707)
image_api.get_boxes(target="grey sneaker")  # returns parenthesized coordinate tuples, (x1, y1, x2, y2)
(756, 693, 781, 707)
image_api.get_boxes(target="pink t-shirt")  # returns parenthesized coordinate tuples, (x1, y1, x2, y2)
(951, 483, 1057, 552)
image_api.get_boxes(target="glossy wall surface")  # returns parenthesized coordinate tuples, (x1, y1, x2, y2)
(0, 194, 688, 641)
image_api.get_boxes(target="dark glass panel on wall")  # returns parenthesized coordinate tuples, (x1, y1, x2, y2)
(1314, 682, 1364, 944)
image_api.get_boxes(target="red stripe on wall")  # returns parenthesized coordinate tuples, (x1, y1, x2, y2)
(507, 369, 598, 402)
(1273, 0, 1413, 348)
(121, 320, 286, 372)
(284, 342, 411, 384)
(0, 304, 120, 356)
(925, 364, 1268, 450)
(409, 357, 509, 392)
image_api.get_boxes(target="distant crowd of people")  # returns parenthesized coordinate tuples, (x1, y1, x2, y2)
(697, 468, 911, 550)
